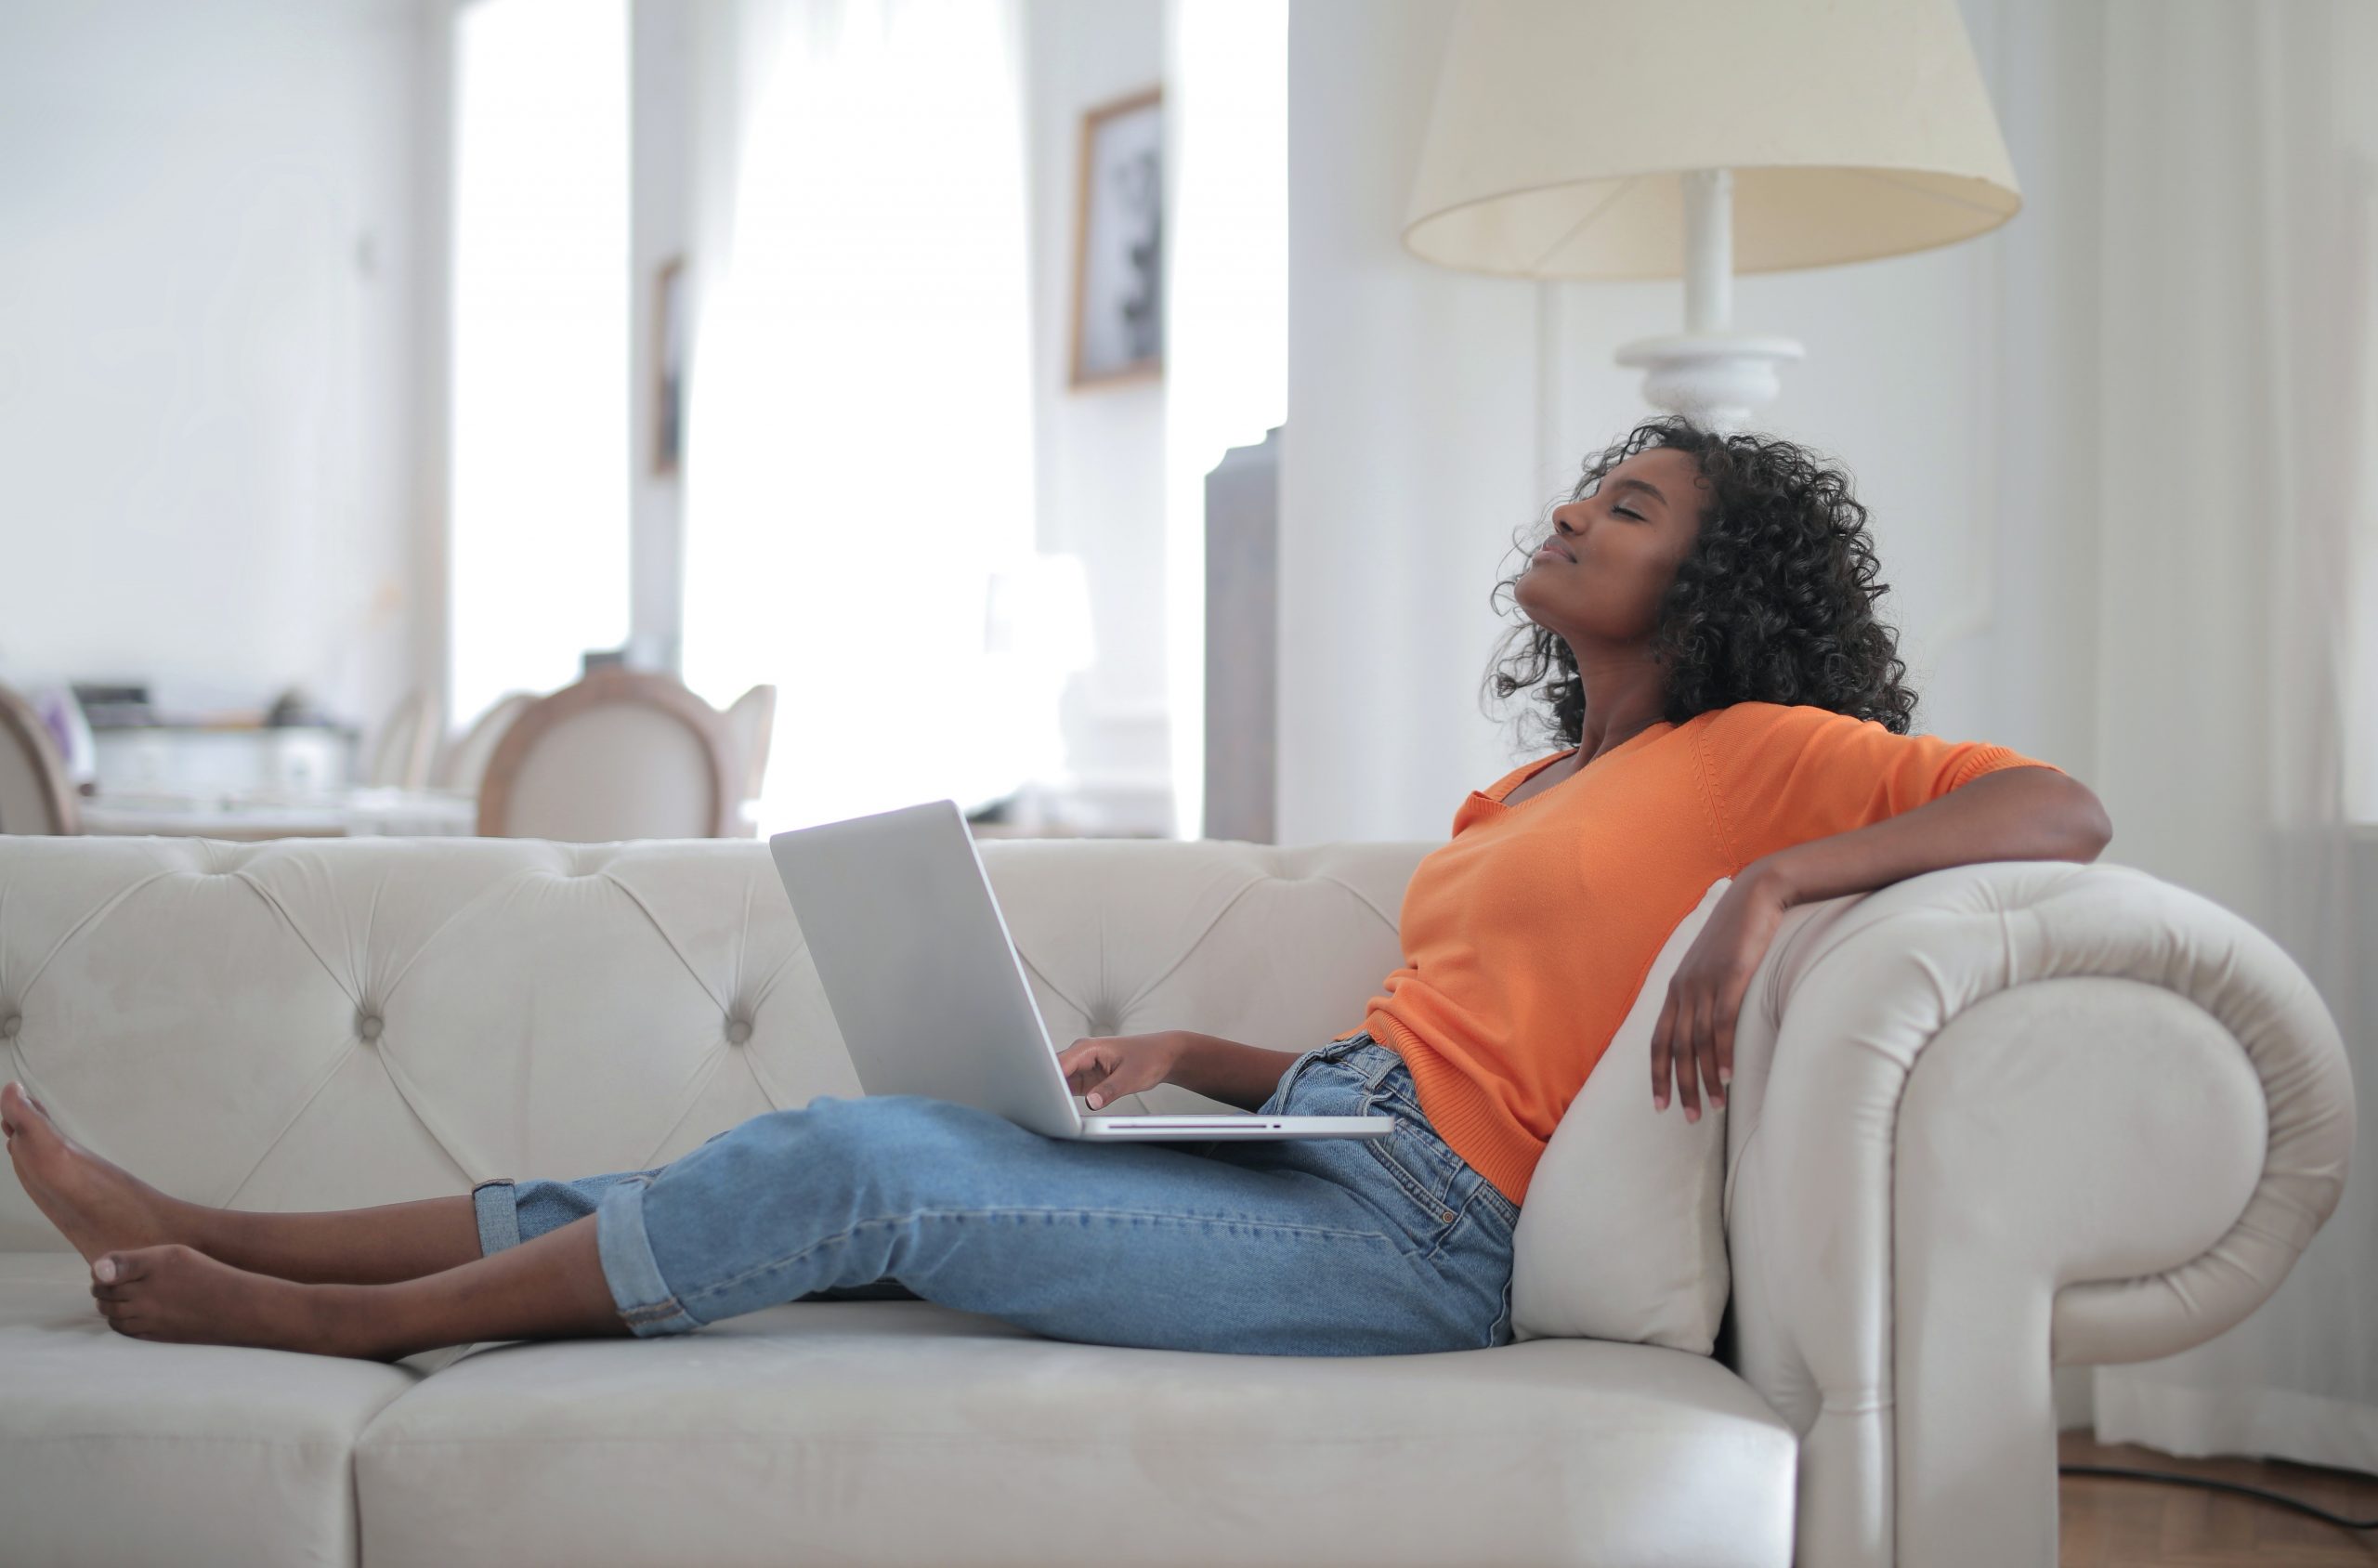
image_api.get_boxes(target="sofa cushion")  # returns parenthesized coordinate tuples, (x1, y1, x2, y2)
(354, 1299, 1797, 1568)
(1510, 878, 1733, 1353)
(0, 1251, 425, 1568)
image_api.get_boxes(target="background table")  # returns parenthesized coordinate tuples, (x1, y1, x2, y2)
(79, 787, 479, 840)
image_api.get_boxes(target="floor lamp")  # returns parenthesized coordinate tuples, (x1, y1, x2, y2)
(1401, 0, 2023, 436)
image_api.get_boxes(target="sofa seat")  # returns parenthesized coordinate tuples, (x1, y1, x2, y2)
(0, 1251, 426, 1568)
(348, 1299, 1797, 1568)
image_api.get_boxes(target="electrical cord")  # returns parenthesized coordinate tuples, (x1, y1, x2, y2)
(2058, 1463, 2378, 1531)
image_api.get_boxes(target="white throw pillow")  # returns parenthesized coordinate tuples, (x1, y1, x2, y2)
(1509, 877, 1732, 1352)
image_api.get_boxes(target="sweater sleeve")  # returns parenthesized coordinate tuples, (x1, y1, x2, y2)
(1699, 701, 2066, 873)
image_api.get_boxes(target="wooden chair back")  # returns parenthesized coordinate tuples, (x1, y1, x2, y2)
(0, 684, 82, 835)
(433, 690, 537, 793)
(365, 688, 443, 791)
(723, 684, 777, 834)
(477, 668, 738, 840)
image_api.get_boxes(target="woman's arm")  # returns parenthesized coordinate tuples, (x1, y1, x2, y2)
(1168, 1032, 1309, 1114)
(1653, 765, 2112, 1118)
(1751, 764, 2112, 908)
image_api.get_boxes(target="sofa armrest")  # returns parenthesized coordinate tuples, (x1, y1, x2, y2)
(1718, 860, 2355, 1568)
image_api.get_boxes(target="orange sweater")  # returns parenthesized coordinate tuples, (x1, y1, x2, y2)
(1337, 701, 2064, 1210)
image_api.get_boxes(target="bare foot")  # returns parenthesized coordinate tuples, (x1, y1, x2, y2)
(3, 1080, 186, 1266)
(90, 1244, 379, 1359)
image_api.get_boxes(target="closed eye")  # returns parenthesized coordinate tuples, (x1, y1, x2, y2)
(1614, 505, 1642, 521)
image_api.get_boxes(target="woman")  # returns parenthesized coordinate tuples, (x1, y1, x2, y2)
(1, 416, 2110, 1363)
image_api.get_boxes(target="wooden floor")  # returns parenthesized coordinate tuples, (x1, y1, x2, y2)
(2059, 1431, 2378, 1564)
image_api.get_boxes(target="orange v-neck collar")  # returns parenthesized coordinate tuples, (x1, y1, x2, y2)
(1488, 721, 1676, 808)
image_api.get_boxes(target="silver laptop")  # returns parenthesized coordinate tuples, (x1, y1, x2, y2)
(767, 799, 1392, 1142)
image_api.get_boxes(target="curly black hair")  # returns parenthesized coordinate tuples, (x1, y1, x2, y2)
(1483, 413, 1920, 752)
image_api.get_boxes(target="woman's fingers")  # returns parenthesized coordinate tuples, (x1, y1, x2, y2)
(1676, 991, 1704, 1119)
(1058, 1041, 1104, 1092)
(1062, 1039, 1115, 1105)
(1650, 990, 1679, 1109)
(1068, 1032, 1190, 1110)
(1693, 990, 1721, 1113)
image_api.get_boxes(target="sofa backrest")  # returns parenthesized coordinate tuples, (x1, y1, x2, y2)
(0, 834, 1436, 1251)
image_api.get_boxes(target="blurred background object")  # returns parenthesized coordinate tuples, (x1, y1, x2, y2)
(431, 689, 538, 796)
(25, 685, 97, 793)
(721, 683, 777, 837)
(0, 682, 83, 834)
(475, 666, 738, 841)
(362, 688, 444, 791)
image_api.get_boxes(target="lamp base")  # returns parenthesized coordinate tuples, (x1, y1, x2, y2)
(1613, 332, 1805, 432)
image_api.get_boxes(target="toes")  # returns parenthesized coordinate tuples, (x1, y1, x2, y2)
(3, 1085, 42, 1138)
(93, 1246, 180, 1313)
(97, 1243, 189, 1286)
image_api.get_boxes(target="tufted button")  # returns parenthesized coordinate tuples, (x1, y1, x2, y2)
(0, 1014, 19, 1039)
(725, 1018, 752, 1045)
(358, 1013, 384, 1042)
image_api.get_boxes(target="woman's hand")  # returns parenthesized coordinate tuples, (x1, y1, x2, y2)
(1651, 869, 1793, 1121)
(1056, 1031, 1187, 1110)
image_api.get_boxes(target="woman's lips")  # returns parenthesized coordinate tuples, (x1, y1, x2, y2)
(1533, 544, 1574, 564)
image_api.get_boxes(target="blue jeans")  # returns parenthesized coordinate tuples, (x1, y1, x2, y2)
(471, 1032, 1519, 1356)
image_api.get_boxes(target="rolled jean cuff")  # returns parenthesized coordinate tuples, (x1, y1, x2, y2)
(470, 1179, 520, 1256)
(595, 1176, 704, 1338)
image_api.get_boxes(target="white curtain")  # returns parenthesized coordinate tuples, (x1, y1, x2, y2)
(2084, 0, 2375, 1472)
(677, 0, 1037, 832)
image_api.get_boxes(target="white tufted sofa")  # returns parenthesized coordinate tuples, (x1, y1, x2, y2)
(0, 833, 2354, 1568)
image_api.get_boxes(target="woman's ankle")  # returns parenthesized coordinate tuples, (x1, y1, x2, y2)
(165, 1194, 237, 1260)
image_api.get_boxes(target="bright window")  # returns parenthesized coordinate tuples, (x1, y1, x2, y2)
(448, 0, 629, 731)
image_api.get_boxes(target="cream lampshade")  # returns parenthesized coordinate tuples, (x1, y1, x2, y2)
(1403, 0, 2022, 428)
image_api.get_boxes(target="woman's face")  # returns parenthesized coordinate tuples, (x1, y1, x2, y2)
(1513, 446, 1707, 655)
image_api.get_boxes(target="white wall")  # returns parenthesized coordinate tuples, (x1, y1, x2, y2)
(1277, 0, 2069, 848)
(0, 0, 436, 748)
(1020, 0, 1172, 815)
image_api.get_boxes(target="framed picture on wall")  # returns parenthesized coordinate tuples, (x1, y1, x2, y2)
(653, 255, 687, 477)
(1068, 85, 1164, 389)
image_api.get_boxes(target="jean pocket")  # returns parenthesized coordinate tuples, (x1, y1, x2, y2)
(1348, 1119, 1465, 1257)
(1362, 1064, 1457, 1168)
(1362, 1063, 1430, 1124)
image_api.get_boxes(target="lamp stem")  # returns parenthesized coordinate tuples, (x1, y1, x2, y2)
(1681, 168, 1731, 333)
(1614, 164, 1799, 429)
